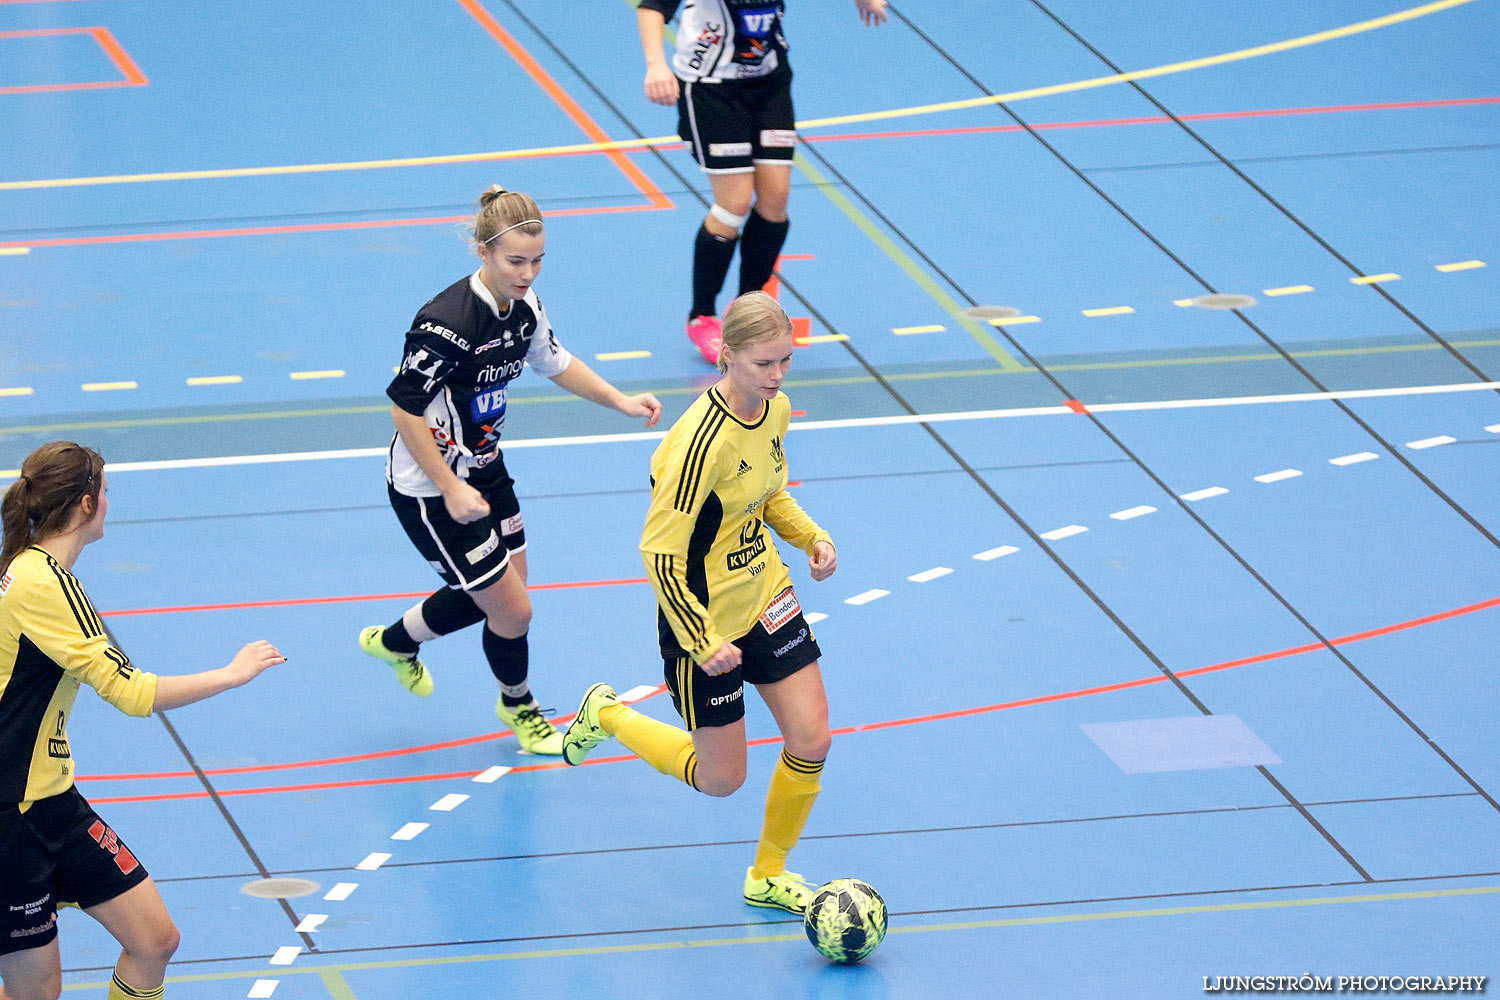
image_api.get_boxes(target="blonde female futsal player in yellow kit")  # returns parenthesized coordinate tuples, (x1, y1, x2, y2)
(561, 291, 837, 913)
(0, 442, 285, 1000)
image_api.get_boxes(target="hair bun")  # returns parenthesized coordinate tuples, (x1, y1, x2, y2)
(479, 185, 509, 208)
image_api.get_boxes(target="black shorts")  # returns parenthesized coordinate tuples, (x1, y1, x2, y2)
(677, 70, 795, 174)
(662, 586, 822, 730)
(388, 461, 526, 592)
(0, 787, 150, 956)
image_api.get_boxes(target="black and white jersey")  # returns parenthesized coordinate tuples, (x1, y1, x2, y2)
(385, 271, 572, 497)
(642, 0, 788, 82)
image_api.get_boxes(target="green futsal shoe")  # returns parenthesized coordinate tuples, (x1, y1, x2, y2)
(495, 697, 564, 755)
(743, 868, 814, 914)
(560, 683, 620, 766)
(358, 626, 433, 697)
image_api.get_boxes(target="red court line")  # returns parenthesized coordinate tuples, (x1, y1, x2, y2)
(82, 595, 1500, 804)
(98, 576, 649, 619)
(0, 26, 147, 95)
(453, 0, 670, 210)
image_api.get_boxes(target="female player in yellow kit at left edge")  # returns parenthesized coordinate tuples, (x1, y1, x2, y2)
(0, 442, 286, 1000)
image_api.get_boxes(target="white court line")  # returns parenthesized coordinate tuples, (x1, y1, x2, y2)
(430, 793, 469, 812)
(1254, 469, 1302, 483)
(1407, 435, 1456, 449)
(324, 883, 358, 901)
(294, 914, 326, 933)
(1486, 424, 1500, 434)
(11, 380, 1497, 479)
(248, 981, 279, 999)
(355, 853, 391, 870)
(619, 684, 659, 702)
(472, 766, 512, 783)
(1109, 505, 1157, 520)
(391, 822, 428, 841)
(908, 566, 953, 583)
(1181, 487, 1229, 501)
(805, 612, 829, 624)
(1330, 452, 1379, 466)
(269, 946, 301, 966)
(1040, 525, 1088, 540)
(845, 589, 889, 606)
(973, 545, 1019, 561)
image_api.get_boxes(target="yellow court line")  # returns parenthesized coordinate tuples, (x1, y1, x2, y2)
(0, 247, 30, 256)
(289, 370, 346, 380)
(1082, 306, 1135, 318)
(1173, 298, 1196, 307)
(186, 375, 243, 386)
(594, 350, 651, 361)
(1264, 284, 1315, 296)
(81, 381, 137, 392)
(1351, 273, 1401, 285)
(990, 315, 1041, 326)
(799, 334, 850, 344)
(0, 387, 34, 397)
(1436, 259, 1485, 272)
(0, 0, 1474, 193)
(893, 324, 946, 335)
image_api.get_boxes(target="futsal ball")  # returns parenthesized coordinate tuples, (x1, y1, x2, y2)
(803, 878, 887, 963)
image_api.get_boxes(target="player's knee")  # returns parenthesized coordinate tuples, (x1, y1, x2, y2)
(135, 917, 180, 963)
(695, 760, 747, 797)
(753, 195, 788, 222)
(10, 969, 63, 1000)
(708, 201, 752, 231)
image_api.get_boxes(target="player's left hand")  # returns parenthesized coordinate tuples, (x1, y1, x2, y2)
(809, 540, 837, 581)
(855, 0, 888, 26)
(621, 392, 663, 428)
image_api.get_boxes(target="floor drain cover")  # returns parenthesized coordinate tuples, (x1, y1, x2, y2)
(959, 305, 1023, 320)
(241, 878, 319, 899)
(1191, 293, 1256, 310)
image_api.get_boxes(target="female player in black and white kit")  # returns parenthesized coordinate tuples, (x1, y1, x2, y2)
(636, 0, 887, 364)
(359, 187, 662, 755)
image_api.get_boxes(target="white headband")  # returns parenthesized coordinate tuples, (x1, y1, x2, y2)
(481, 219, 543, 245)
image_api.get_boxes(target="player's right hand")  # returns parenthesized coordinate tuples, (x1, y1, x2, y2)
(225, 640, 287, 686)
(644, 65, 679, 105)
(700, 640, 742, 677)
(443, 482, 491, 524)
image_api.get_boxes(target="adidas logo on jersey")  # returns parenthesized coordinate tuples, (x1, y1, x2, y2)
(737, 459, 753, 478)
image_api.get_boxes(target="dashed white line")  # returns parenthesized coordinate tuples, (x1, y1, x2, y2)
(907, 566, 953, 583)
(186, 375, 243, 386)
(805, 612, 829, 624)
(269, 946, 301, 966)
(289, 370, 345, 380)
(1329, 452, 1379, 466)
(323, 883, 358, 901)
(893, 324, 944, 335)
(294, 914, 327, 933)
(1109, 505, 1157, 520)
(1407, 435, 1456, 449)
(1435, 260, 1485, 273)
(619, 684, 658, 702)
(472, 766, 512, 784)
(973, 545, 1019, 561)
(355, 853, 391, 870)
(595, 351, 651, 361)
(248, 980, 279, 998)
(391, 822, 428, 841)
(0, 387, 33, 397)
(1263, 284, 1314, 296)
(1254, 469, 1302, 483)
(1040, 525, 1088, 540)
(845, 589, 890, 606)
(1486, 424, 1500, 434)
(1180, 487, 1229, 501)
(1082, 306, 1134, 317)
(1351, 273, 1399, 285)
(430, 794, 469, 812)
(81, 381, 137, 392)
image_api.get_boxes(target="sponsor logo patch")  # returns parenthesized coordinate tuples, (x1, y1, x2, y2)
(708, 142, 752, 158)
(773, 628, 807, 658)
(708, 688, 744, 707)
(86, 819, 140, 876)
(0, 572, 11, 595)
(760, 129, 796, 148)
(501, 513, 524, 537)
(470, 387, 508, 421)
(466, 530, 500, 565)
(417, 321, 470, 352)
(738, 8, 777, 36)
(759, 586, 801, 634)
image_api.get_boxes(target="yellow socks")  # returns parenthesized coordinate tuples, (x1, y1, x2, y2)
(751, 749, 824, 878)
(108, 974, 164, 1000)
(599, 703, 698, 788)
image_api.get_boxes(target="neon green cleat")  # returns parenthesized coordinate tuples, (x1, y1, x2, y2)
(561, 683, 620, 766)
(495, 697, 564, 755)
(358, 626, 433, 697)
(743, 868, 814, 914)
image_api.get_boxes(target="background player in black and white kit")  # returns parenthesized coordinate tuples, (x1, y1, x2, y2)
(360, 186, 661, 756)
(636, 0, 887, 364)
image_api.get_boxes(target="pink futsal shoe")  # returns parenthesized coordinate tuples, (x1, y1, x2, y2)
(686, 314, 723, 365)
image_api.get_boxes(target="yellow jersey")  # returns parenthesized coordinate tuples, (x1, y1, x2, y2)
(642, 387, 832, 663)
(0, 547, 157, 811)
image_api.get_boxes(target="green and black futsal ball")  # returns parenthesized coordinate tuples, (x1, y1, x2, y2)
(803, 879, 887, 963)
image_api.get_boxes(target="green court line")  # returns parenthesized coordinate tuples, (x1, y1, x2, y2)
(58, 883, 1500, 990)
(4, 337, 1498, 437)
